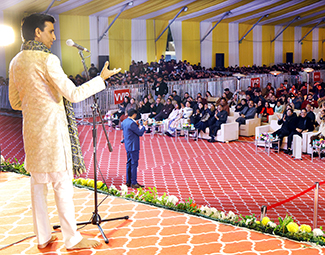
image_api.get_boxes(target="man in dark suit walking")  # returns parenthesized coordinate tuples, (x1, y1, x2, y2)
(121, 109, 147, 188)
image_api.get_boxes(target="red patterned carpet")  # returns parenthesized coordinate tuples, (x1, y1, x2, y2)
(1, 114, 325, 227)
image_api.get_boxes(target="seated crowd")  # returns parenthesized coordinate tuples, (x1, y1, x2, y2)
(110, 77, 325, 156)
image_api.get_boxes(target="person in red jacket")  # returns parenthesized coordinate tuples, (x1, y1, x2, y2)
(301, 93, 318, 109)
(260, 101, 274, 123)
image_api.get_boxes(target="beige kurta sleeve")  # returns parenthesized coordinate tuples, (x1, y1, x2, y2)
(8, 60, 22, 111)
(45, 54, 106, 103)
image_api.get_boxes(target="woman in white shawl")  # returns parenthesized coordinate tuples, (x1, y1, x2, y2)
(165, 102, 183, 136)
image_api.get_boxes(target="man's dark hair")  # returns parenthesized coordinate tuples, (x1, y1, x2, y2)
(128, 108, 138, 117)
(21, 13, 55, 41)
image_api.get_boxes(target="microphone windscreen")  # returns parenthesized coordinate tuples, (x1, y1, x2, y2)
(66, 39, 74, 46)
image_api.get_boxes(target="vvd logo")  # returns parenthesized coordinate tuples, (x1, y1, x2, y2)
(114, 89, 130, 104)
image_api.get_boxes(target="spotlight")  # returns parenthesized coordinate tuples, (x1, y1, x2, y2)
(0, 25, 14, 46)
(183, 6, 188, 12)
(128, 1, 133, 6)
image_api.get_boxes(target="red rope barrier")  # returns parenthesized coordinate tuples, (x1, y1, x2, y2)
(267, 181, 325, 210)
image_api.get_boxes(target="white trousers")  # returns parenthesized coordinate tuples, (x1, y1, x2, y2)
(30, 175, 83, 248)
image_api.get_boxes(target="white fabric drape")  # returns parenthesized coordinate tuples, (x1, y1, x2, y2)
(0, 11, 5, 77)
(98, 17, 109, 56)
(131, 19, 147, 62)
(294, 27, 302, 63)
(200, 22, 212, 69)
(228, 23, 239, 67)
(89, 16, 98, 67)
(170, 21, 182, 62)
(51, 14, 61, 61)
(253, 25, 262, 66)
(313, 28, 319, 61)
(274, 25, 283, 64)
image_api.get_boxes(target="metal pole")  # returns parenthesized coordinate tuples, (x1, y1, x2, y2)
(313, 182, 319, 229)
(271, 16, 300, 42)
(201, 11, 231, 43)
(307, 73, 310, 95)
(44, 0, 57, 14)
(260, 205, 267, 220)
(299, 19, 325, 44)
(239, 14, 269, 43)
(155, 6, 187, 42)
(98, 2, 132, 43)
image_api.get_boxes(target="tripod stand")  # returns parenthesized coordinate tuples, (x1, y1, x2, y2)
(53, 50, 128, 244)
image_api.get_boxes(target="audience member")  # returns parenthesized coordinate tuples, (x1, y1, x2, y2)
(235, 100, 257, 126)
(285, 108, 313, 155)
(272, 108, 297, 149)
(208, 104, 228, 143)
(154, 98, 174, 121)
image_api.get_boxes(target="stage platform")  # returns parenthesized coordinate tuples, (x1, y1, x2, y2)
(1, 172, 324, 254)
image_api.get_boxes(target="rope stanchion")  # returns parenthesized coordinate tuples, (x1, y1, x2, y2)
(267, 181, 325, 210)
(314, 182, 320, 229)
(260, 205, 267, 220)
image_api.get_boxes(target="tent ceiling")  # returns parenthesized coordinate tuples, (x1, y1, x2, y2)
(1, 0, 325, 27)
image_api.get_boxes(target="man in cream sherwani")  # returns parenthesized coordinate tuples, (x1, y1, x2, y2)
(9, 13, 120, 250)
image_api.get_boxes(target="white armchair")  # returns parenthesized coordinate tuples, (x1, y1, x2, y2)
(255, 120, 315, 152)
(198, 116, 239, 142)
(239, 116, 261, 137)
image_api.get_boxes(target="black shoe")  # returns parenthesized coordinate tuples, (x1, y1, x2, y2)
(321, 152, 325, 159)
(313, 152, 319, 157)
(165, 132, 173, 137)
(208, 138, 216, 143)
(121, 139, 124, 143)
(146, 130, 151, 133)
(131, 183, 145, 189)
(284, 149, 292, 155)
(125, 183, 131, 187)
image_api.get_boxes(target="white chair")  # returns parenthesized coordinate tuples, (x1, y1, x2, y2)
(255, 120, 314, 153)
(239, 115, 261, 137)
(198, 116, 239, 142)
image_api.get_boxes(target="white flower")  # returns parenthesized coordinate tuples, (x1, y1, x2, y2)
(246, 218, 254, 225)
(120, 184, 128, 196)
(268, 222, 277, 228)
(157, 196, 163, 202)
(313, 228, 324, 237)
(220, 211, 226, 220)
(200, 206, 212, 216)
(210, 207, 218, 216)
(0, 155, 4, 164)
(109, 185, 118, 192)
(166, 195, 178, 205)
(227, 211, 236, 220)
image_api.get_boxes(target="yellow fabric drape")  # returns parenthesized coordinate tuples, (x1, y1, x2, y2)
(283, 27, 295, 63)
(109, 18, 131, 71)
(59, 15, 90, 76)
(182, 21, 200, 65)
(212, 22, 229, 68)
(301, 27, 313, 63)
(262, 25, 274, 66)
(239, 24, 253, 67)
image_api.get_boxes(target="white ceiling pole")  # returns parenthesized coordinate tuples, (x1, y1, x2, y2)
(201, 11, 231, 43)
(271, 16, 300, 42)
(98, 1, 133, 43)
(298, 18, 325, 44)
(155, 6, 187, 42)
(239, 14, 269, 43)
(44, 0, 58, 14)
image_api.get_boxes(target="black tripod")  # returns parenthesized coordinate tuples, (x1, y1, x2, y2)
(53, 50, 128, 244)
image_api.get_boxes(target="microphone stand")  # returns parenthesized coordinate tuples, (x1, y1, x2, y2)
(53, 50, 128, 244)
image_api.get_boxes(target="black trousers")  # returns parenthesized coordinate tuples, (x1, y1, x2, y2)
(287, 130, 302, 150)
(272, 129, 290, 147)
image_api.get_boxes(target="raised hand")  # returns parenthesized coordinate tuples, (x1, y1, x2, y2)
(100, 61, 121, 80)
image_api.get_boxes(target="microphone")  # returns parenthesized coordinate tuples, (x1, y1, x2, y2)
(66, 39, 90, 52)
